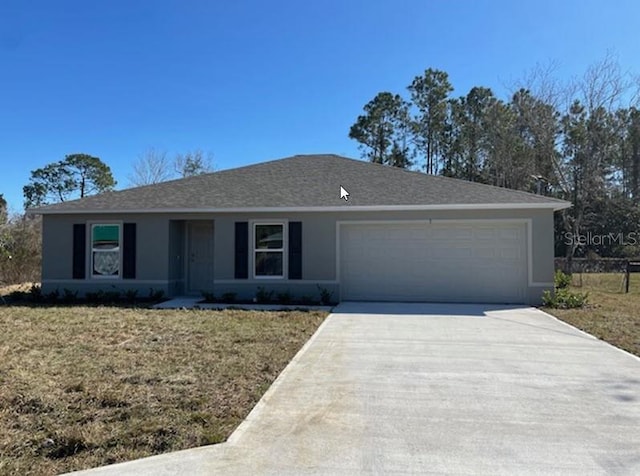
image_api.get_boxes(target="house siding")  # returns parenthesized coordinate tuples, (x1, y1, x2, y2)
(41, 209, 555, 304)
(42, 214, 172, 297)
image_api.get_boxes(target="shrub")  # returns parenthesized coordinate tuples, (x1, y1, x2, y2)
(541, 290, 554, 307)
(201, 291, 216, 303)
(255, 287, 274, 304)
(7, 290, 28, 302)
(542, 288, 588, 309)
(45, 289, 60, 304)
(62, 289, 78, 304)
(85, 290, 120, 304)
(29, 284, 43, 302)
(317, 285, 333, 305)
(276, 291, 292, 305)
(543, 269, 587, 309)
(124, 289, 138, 304)
(102, 291, 121, 303)
(299, 295, 318, 305)
(148, 288, 165, 302)
(554, 270, 572, 289)
(85, 291, 104, 304)
(220, 292, 236, 303)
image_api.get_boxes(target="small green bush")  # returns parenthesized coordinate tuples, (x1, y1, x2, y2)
(103, 291, 121, 303)
(542, 288, 588, 309)
(85, 290, 120, 304)
(45, 289, 60, 304)
(7, 290, 28, 302)
(62, 288, 78, 304)
(255, 287, 274, 304)
(148, 288, 165, 302)
(276, 291, 292, 305)
(124, 289, 138, 304)
(221, 292, 237, 303)
(554, 270, 572, 289)
(29, 284, 43, 302)
(317, 285, 333, 305)
(201, 291, 216, 303)
(543, 270, 587, 309)
(85, 291, 103, 303)
(299, 295, 318, 305)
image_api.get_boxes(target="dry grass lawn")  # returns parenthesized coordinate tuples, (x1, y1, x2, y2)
(547, 272, 640, 357)
(0, 304, 325, 475)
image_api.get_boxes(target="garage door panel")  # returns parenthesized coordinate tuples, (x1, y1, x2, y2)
(474, 247, 498, 259)
(473, 227, 496, 240)
(498, 227, 522, 240)
(340, 221, 528, 304)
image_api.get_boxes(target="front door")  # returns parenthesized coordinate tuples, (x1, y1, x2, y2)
(187, 221, 214, 294)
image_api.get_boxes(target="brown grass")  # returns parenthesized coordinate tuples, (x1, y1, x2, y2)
(0, 283, 36, 296)
(546, 272, 640, 357)
(0, 305, 326, 475)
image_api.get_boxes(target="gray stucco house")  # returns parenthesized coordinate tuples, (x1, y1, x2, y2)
(31, 154, 570, 305)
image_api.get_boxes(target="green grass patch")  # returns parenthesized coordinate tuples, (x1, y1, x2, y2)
(545, 272, 640, 358)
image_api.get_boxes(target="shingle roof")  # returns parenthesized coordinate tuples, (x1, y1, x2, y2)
(30, 154, 570, 213)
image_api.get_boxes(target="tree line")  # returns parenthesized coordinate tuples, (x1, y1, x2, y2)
(0, 149, 213, 286)
(22, 148, 214, 209)
(349, 56, 640, 259)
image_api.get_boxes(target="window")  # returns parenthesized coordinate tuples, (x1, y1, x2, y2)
(254, 223, 284, 277)
(91, 224, 121, 277)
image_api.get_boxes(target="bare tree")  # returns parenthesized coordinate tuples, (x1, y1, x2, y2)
(174, 149, 214, 177)
(0, 213, 41, 285)
(127, 148, 173, 186)
(509, 59, 573, 111)
(579, 52, 632, 114)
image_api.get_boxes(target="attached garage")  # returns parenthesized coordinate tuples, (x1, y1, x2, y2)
(339, 220, 528, 303)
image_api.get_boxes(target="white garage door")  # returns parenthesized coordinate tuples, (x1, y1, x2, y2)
(339, 221, 528, 303)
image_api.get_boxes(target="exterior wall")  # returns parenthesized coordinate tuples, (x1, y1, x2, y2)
(41, 208, 556, 304)
(210, 209, 555, 305)
(41, 214, 172, 297)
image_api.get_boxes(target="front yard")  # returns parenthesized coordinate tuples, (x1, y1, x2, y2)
(547, 272, 640, 358)
(3, 273, 638, 474)
(0, 305, 326, 475)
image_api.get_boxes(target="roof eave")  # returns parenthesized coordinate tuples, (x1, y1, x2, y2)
(30, 202, 572, 215)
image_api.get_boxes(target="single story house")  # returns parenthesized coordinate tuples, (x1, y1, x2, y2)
(31, 154, 570, 304)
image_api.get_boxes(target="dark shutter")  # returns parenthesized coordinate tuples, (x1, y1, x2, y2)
(72, 224, 86, 279)
(123, 223, 136, 279)
(288, 221, 302, 280)
(234, 222, 249, 279)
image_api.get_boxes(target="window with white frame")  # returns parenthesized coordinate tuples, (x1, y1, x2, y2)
(254, 223, 284, 277)
(91, 224, 121, 277)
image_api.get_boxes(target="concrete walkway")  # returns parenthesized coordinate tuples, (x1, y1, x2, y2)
(71, 303, 640, 475)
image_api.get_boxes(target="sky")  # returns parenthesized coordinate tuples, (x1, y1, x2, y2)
(1, 0, 639, 212)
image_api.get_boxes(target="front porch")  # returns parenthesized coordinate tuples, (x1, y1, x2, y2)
(169, 218, 338, 303)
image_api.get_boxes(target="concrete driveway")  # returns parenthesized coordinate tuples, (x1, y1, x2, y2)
(72, 303, 640, 475)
